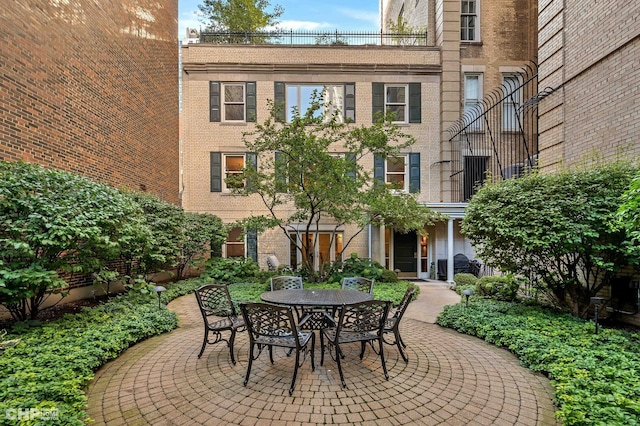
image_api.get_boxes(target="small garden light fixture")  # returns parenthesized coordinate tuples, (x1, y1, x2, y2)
(462, 289, 474, 308)
(153, 285, 166, 309)
(590, 296, 605, 334)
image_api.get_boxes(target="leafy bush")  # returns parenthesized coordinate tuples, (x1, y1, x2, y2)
(327, 253, 385, 283)
(0, 292, 178, 425)
(379, 268, 399, 283)
(176, 212, 226, 280)
(453, 273, 477, 295)
(437, 299, 640, 425)
(0, 161, 148, 320)
(462, 162, 638, 317)
(201, 257, 262, 283)
(475, 275, 519, 301)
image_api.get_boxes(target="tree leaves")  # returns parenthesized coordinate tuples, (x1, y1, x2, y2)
(462, 163, 638, 317)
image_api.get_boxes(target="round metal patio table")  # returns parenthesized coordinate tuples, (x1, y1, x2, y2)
(260, 289, 374, 330)
(260, 289, 373, 307)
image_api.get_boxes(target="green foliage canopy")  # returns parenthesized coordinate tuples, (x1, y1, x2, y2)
(198, 0, 283, 33)
(0, 162, 145, 320)
(616, 170, 640, 252)
(462, 163, 638, 317)
(176, 212, 226, 280)
(234, 95, 440, 280)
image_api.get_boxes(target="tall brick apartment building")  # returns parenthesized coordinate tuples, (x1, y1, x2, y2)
(180, 1, 538, 281)
(0, 1, 179, 204)
(537, 0, 640, 171)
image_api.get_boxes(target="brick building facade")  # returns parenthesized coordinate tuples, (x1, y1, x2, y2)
(538, 0, 640, 171)
(180, 43, 451, 278)
(0, 0, 179, 204)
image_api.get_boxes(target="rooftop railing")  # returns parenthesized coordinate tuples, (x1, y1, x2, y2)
(198, 30, 429, 46)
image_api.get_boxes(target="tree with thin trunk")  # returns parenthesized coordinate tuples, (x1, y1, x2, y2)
(229, 93, 440, 281)
(198, 0, 283, 43)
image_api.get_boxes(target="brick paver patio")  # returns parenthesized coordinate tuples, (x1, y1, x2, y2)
(86, 282, 558, 425)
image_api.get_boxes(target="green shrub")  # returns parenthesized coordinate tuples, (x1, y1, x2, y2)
(201, 257, 262, 283)
(476, 275, 519, 301)
(327, 253, 385, 283)
(0, 161, 149, 321)
(0, 292, 178, 425)
(437, 299, 640, 425)
(453, 273, 477, 295)
(379, 268, 399, 283)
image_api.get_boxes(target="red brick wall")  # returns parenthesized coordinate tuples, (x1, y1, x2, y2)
(0, 0, 179, 204)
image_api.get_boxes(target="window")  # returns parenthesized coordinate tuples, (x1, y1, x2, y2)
(275, 82, 355, 123)
(385, 85, 408, 123)
(372, 83, 421, 123)
(386, 156, 408, 191)
(374, 153, 421, 193)
(225, 227, 245, 258)
(210, 152, 257, 193)
(461, 0, 479, 41)
(285, 84, 344, 123)
(209, 81, 256, 122)
(222, 83, 245, 121)
(502, 74, 521, 131)
(275, 151, 355, 192)
(289, 231, 343, 270)
(223, 154, 245, 190)
(464, 73, 482, 130)
(224, 227, 257, 260)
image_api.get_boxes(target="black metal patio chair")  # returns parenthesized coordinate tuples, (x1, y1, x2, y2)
(341, 276, 374, 294)
(240, 302, 315, 395)
(383, 286, 416, 363)
(320, 299, 391, 388)
(194, 284, 245, 364)
(270, 275, 303, 291)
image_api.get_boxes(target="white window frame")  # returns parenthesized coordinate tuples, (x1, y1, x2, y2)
(286, 84, 344, 123)
(464, 73, 483, 131)
(225, 227, 246, 258)
(385, 84, 409, 124)
(502, 73, 521, 131)
(460, 0, 480, 42)
(289, 231, 343, 270)
(222, 153, 245, 192)
(385, 154, 409, 193)
(222, 82, 245, 122)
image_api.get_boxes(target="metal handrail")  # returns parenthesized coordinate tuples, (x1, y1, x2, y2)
(199, 30, 429, 46)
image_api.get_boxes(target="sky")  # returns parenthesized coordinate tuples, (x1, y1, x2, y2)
(178, 0, 381, 38)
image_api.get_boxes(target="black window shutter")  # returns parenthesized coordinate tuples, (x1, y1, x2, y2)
(210, 152, 222, 192)
(372, 83, 384, 123)
(409, 83, 421, 123)
(275, 151, 286, 192)
(374, 154, 384, 183)
(274, 82, 285, 122)
(246, 152, 257, 190)
(409, 153, 421, 193)
(345, 152, 356, 179)
(246, 82, 256, 122)
(344, 83, 355, 122)
(246, 230, 257, 262)
(210, 81, 220, 122)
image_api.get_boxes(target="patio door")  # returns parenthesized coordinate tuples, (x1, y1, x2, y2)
(394, 231, 417, 274)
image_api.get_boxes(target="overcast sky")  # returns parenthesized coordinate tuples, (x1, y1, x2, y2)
(178, 0, 381, 38)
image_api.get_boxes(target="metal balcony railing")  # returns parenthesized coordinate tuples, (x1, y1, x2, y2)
(199, 30, 429, 46)
(446, 62, 541, 202)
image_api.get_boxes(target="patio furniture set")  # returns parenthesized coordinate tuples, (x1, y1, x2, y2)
(194, 276, 415, 395)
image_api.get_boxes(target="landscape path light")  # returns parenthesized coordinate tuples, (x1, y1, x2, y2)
(462, 289, 474, 308)
(153, 285, 167, 309)
(590, 297, 605, 334)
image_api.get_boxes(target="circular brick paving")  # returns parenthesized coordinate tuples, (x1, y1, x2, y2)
(86, 295, 558, 425)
